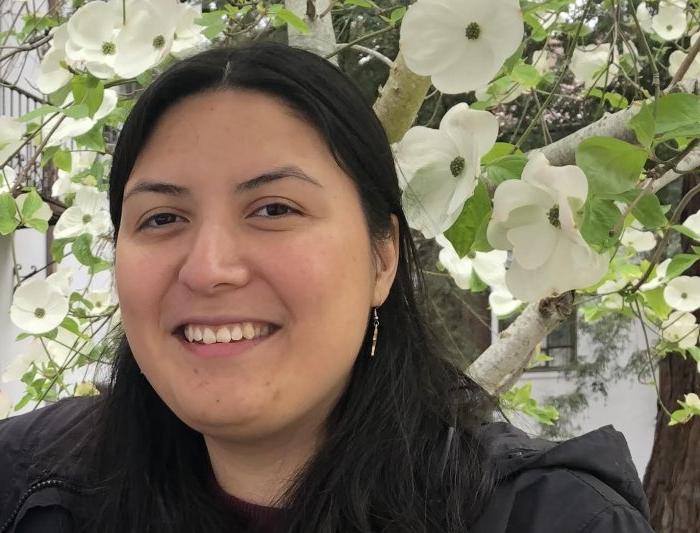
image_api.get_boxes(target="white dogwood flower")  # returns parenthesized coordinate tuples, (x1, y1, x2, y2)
(0, 116, 25, 165)
(570, 43, 617, 88)
(636, 3, 654, 33)
(10, 279, 69, 334)
(436, 234, 509, 288)
(44, 327, 94, 367)
(114, 0, 179, 78)
(620, 221, 656, 252)
(396, 103, 498, 238)
(662, 310, 699, 349)
(0, 166, 17, 194)
(37, 24, 72, 94)
(651, 2, 687, 41)
(487, 152, 609, 302)
(682, 208, 700, 238)
(1, 341, 50, 383)
(685, 393, 700, 410)
(669, 33, 700, 80)
(51, 151, 98, 201)
(640, 258, 671, 291)
(46, 268, 74, 296)
(489, 285, 522, 316)
(171, 3, 209, 59)
(54, 187, 112, 239)
(664, 276, 700, 312)
(399, 0, 524, 93)
(65, 0, 122, 78)
(45, 89, 118, 147)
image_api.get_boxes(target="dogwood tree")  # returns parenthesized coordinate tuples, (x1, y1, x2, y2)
(0, 0, 699, 530)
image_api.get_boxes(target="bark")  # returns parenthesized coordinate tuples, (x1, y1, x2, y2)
(466, 293, 574, 395)
(643, 173, 700, 533)
(372, 53, 431, 144)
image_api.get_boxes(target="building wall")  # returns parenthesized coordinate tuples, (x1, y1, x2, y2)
(513, 319, 658, 477)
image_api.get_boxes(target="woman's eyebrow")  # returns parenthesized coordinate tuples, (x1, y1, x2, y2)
(123, 165, 323, 202)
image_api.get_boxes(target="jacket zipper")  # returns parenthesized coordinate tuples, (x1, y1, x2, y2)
(1, 479, 81, 533)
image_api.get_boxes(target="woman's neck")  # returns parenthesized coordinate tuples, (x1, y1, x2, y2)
(204, 420, 323, 506)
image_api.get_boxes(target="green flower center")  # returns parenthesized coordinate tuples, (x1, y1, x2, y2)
(681, 292, 688, 299)
(450, 156, 465, 177)
(666, 24, 673, 31)
(153, 35, 165, 49)
(102, 41, 116, 55)
(548, 205, 561, 228)
(465, 22, 481, 40)
(34, 307, 46, 319)
(82, 214, 92, 224)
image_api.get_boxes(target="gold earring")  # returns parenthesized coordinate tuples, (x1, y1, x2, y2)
(370, 307, 379, 357)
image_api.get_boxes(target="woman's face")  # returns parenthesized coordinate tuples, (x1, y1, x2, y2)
(115, 90, 398, 442)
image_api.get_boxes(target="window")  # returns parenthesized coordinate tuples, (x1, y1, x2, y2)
(497, 311, 578, 371)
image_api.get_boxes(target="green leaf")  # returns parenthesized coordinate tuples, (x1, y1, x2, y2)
(481, 142, 523, 164)
(274, 7, 310, 32)
(511, 63, 541, 88)
(52, 149, 72, 172)
(19, 189, 42, 220)
(71, 234, 112, 274)
(444, 181, 492, 256)
(19, 104, 60, 122)
(576, 137, 647, 196)
(589, 88, 628, 110)
(60, 316, 82, 337)
(24, 218, 49, 233)
(686, 345, 700, 363)
(62, 103, 89, 119)
(666, 254, 700, 279)
(629, 103, 654, 149)
(616, 190, 667, 229)
(653, 93, 700, 140)
(580, 197, 621, 249)
(71, 75, 104, 117)
(671, 224, 700, 240)
(72, 234, 95, 267)
(0, 193, 19, 235)
(642, 287, 671, 319)
(389, 6, 406, 24)
(51, 237, 72, 262)
(74, 123, 105, 151)
(484, 155, 528, 185)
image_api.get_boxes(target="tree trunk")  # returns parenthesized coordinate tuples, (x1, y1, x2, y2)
(643, 173, 700, 533)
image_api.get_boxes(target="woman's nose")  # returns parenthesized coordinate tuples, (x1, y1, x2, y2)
(177, 221, 252, 293)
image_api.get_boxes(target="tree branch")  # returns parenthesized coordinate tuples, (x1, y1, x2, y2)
(372, 53, 431, 144)
(466, 293, 574, 396)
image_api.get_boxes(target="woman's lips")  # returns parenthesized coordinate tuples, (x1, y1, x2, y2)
(174, 327, 278, 358)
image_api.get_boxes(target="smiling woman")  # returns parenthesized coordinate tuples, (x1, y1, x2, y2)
(0, 43, 653, 533)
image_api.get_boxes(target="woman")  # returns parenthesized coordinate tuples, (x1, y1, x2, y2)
(0, 43, 653, 533)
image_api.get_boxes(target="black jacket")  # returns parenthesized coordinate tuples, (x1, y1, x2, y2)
(0, 397, 654, 532)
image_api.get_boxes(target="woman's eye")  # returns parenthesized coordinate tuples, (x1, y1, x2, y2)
(139, 213, 184, 229)
(252, 203, 300, 218)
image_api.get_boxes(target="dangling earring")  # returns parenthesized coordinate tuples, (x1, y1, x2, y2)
(370, 307, 379, 357)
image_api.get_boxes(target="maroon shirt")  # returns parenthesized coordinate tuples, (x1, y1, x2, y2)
(210, 473, 285, 532)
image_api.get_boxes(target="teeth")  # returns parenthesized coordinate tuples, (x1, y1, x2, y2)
(216, 327, 231, 343)
(181, 321, 273, 344)
(243, 323, 255, 340)
(203, 327, 217, 344)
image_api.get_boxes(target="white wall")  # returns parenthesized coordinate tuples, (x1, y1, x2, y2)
(514, 319, 658, 476)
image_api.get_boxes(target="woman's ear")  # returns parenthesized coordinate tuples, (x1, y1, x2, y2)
(373, 214, 400, 306)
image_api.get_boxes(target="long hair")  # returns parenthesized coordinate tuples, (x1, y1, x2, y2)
(88, 42, 496, 532)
